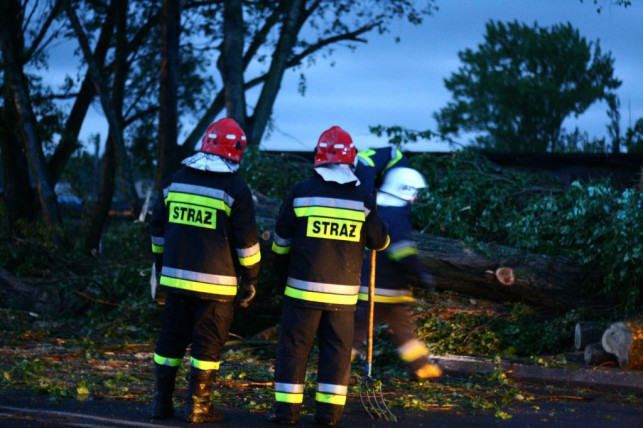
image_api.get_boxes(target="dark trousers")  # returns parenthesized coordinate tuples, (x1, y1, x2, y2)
(273, 303, 354, 422)
(353, 302, 430, 372)
(155, 292, 233, 364)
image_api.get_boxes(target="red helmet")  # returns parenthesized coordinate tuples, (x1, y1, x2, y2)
(200, 118, 247, 163)
(314, 126, 356, 166)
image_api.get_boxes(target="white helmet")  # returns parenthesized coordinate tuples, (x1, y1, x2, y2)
(378, 167, 427, 205)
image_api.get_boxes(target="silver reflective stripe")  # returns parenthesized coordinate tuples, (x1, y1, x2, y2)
(151, 236, 164, 246)
(385, 240, 416, 253)
(317, 383, 347, 395)
(273, 232, 291, 247)
(161, 266, 238, 285)
(164, 182, 234, 206)
(236, 242, 260, 257)
(287, 277, 359, 295)
(293, 196, 364, 211)
(275, 382, 304, 393)
(358, 286, 413, 297)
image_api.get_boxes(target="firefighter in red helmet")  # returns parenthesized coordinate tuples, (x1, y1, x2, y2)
(267, 126, 389, 426)
(150, 117, 261, 423)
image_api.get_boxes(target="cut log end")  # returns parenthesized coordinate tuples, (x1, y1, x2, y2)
(602, 320, 643, 370)
(584, 342, 617, 366)
(495, 267, 515, 286)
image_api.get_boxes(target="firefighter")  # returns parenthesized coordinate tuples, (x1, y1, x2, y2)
(354, 145, 409, 197)
(351, 167, 443, 381)
(267, 126, 389, 426)
(150, 118, 261, 423)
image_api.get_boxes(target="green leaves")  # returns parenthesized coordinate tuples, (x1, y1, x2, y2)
(434, 20, 621, 152)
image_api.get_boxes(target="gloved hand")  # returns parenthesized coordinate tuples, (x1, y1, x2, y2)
(237, 282, 256, 308)
(419, 272, 436, 292)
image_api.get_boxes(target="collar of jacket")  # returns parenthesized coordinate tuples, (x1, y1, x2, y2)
(181, 152, 239, 173)
(314, 164, 360, 186)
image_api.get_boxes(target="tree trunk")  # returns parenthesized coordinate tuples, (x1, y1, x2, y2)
(0, 267, 61, 314)
(249, 0, 306, 145)
(0, 92, 37, 232)
(222, 0, 247, 127)
(84, 0, 128, 255)
(62, 0, 141, 217)
(156, 0, 182, 190)
(0, 0, 62, 231)
(602, 319, 643, 370)
(575, 321, 606, 351)
(413, 234, 601, 311)
(48, 0, 119, 185)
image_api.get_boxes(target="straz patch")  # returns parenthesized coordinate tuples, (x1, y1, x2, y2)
(307, 216, 362, 242)
(169, 202, 217, 229)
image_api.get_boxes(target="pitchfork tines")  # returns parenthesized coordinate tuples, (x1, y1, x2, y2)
(359, 363, 397, 422)
(358, 249, 396, 422)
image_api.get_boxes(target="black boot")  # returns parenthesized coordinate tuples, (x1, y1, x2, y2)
(152, 363, 178, 419)
(183, 366, 224, 423)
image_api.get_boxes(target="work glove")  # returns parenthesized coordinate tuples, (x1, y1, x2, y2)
(237, 282, 256, 308)
(419, 272, 436, 292)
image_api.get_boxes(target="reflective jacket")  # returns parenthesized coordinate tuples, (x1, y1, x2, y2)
(358, 204, 424, 304)
(272, 173, 389, 311)
(150, 166, 261, 302)
(355, 146, 408, 196)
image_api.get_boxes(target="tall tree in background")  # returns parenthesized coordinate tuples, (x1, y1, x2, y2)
(434, 20, 621, 152)
(0, 0, 62, 234)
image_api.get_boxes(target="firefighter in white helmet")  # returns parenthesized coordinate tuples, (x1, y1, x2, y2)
(267, 126, 389, 426)
(150, 117, 261, 423)
(352, 167, 443, 381)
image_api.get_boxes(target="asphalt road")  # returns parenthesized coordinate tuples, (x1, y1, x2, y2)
(1, 388, 641, 428)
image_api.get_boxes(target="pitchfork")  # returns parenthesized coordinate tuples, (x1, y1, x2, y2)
(359, 249, 397, 422)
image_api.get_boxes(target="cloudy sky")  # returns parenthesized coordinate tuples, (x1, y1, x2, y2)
(259, 0, 643, 152)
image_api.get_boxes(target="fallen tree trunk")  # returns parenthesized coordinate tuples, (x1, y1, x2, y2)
(254, 192, 604, 312)
(413, 234, 602, 311)
(0, 267, 61, 314)
(602, 319, 643, 370)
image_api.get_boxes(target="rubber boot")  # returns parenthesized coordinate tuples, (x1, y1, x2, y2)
(183, 366, 224, 423)
(152, 363, 178, 419)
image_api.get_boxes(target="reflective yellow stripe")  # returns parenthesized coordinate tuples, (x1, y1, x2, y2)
(357, 149, 376, 167)
(388, 246, 418, 261)
(239, 251, 261, 267)
(165, 192, 231, 216)
(294, 206, 365, 222)
(382, 149, 404, 173)
(272, 241, 291, 254)
(358, 293, 416, 304)
(399, 341, 429, 363)
(190, 357, 220, 370)
(160, 276, 237, 296)
(285, 286, 358, 305)
(154, 353, 182, 367)
(315, 392, 346, 405)
(151, 243, 163, 254)
(275, 391, 304, 404)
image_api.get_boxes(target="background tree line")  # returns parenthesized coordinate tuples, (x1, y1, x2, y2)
(1, 0, 641, 258)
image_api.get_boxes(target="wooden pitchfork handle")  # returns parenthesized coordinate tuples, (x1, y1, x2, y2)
(366, 248, 376, 376)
